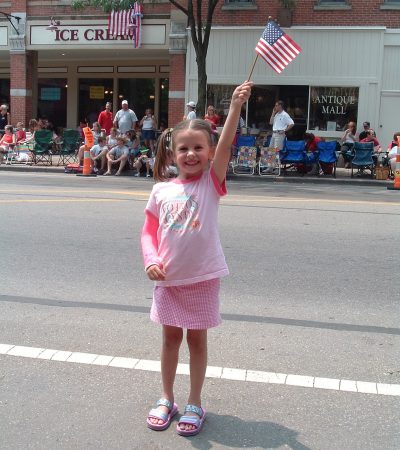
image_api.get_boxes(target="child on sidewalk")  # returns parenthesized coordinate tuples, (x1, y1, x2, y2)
(140, 81, 253, 436)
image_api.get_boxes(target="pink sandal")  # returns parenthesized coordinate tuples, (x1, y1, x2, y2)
(176, 404, 206, 436)
(147, 398, 178, 431)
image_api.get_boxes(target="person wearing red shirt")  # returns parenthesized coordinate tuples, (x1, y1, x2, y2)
(97, 102, 113, 135)
(0, 125, 16, 164)
(304, 132, 322, 152)
(204, 105, 220, 130)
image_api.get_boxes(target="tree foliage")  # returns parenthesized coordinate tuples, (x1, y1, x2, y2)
(71, 0, 220, 121)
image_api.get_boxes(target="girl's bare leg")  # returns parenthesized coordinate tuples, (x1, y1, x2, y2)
(149, 325, 183, 425)
(179, 329, 207, 431)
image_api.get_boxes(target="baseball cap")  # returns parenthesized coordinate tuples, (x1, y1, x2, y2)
(187, 101, 196, 108)
(363, 121, 370, 127)
(122, 100, 128, 105)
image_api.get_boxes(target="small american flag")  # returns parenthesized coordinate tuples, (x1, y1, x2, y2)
(108, 2, 143, 48)
(255, 20, 301, 74)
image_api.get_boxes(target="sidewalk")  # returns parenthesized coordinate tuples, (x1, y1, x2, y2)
(0, 156, 394, 187)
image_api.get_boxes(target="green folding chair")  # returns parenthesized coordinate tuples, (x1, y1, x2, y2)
(31, 129, 53, 165)
(58, 129, 81, 166)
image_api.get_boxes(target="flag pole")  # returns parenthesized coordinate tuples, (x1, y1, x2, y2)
(246, 54, 259, 82)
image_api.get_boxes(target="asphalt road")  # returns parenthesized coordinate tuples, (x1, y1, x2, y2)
(0, 171, 399, 450)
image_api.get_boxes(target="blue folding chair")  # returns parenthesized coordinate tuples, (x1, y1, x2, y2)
(316, 141, 338, 178)
(351, 142, 375, 178)
(280, 140, 307, 173)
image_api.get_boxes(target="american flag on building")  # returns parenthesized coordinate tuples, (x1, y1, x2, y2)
(108, 2, 143, 48)
(255, 20, 301, 74)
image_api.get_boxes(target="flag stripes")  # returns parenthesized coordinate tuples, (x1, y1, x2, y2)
(255, 20, 301, 74)
(108, 2, 143, 47)
(108, 9, 133, 37)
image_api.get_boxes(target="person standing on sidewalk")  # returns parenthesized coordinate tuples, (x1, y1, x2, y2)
(97, 102, 113, 136)
(113, 100, 138, 134)
(269, 100, 294, 150)
(184, 101, 197, 120)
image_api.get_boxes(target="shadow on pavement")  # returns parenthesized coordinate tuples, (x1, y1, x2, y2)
(187, 412, 311, 449)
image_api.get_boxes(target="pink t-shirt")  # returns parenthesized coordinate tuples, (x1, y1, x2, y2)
(145, 167, 229, 287)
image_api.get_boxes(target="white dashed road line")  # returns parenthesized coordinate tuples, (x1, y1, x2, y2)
(1, 343, 399, 397)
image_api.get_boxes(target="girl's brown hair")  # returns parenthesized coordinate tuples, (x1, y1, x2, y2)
(153, 119, 218, 182)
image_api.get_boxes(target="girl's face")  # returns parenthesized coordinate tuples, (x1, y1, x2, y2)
(5, 127, 12, 134)
(93, 123, 100, 132)
(207, 106, 215, 116)
(146, 109, 152, 116)
(173, 129, 211, 179)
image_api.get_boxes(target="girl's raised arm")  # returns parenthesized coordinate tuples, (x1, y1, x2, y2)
(212, 81, 253, 184)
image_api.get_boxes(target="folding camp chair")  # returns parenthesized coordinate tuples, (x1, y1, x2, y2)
(316, 141, 338, 177)
(279, 140, 307, 173)
(58, 129, 81, 166)
(258, 147, 280, 176)
(31, 129, 53, 165)
(4, 142, 17, 164)
(232, 146, 257, 174)
(234, 135, 257, 158)
(351, 142, 375, 178)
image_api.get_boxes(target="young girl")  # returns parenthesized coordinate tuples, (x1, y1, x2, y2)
(106, 127, 118, 150)
(141, 81, 252, 436)
(0, 125, 16, 164)
(91, 121, 103, 145)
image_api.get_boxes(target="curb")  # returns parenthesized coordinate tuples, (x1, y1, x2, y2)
(226, 173, 393, 187)
(0, 164, 394, 188)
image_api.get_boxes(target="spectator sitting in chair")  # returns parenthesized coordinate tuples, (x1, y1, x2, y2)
(15, 122, 26, 144)
(104, 135, 129, 176)
(388, 131, 400, 150)
(133, 149, 153, 178)
(341, 121, 358, 168)
(0, 125, 16, 165)
(360, 129, 381, 167)
(358, 121, 373, 141)
(125, 129, 141, 167)
(77, 122, 105, 164)
(296, 132, 321, 174)
(106, 127, 118, 150)
(90, 135, 109, 174)
(388, 145, 398, 177)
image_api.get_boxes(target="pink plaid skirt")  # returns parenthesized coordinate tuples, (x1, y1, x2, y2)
(151, 278, 221, 330)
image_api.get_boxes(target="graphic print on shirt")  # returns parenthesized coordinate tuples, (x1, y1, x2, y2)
(161, 193, 199, 232)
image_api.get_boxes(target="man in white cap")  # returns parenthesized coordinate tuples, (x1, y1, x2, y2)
(113, 100, 138, 134)
(185, 101, 197, 120)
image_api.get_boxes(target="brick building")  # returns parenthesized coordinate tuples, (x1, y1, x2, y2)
(0, 0, 399, 146)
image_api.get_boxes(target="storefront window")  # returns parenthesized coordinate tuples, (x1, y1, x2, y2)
(0, 79, 10, 108)
(118, 78, 155, 120)
(207, 84, 308, 139)
(37, 79, 67, 130)
(78, 78, 113, 127)
(309, 86, 359, 132)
